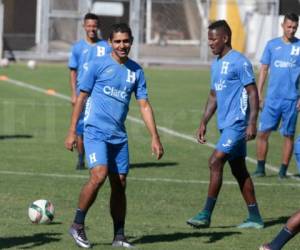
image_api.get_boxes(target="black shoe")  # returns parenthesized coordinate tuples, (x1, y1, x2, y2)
(69, 224, 91, 248)
(112, 235, 134, 248)
(76, 162, 85, 170)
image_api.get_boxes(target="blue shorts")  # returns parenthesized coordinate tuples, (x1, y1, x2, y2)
(84, 138, 129, 174)
(216, 127, 246, 160)
(259, 98, 298, 136)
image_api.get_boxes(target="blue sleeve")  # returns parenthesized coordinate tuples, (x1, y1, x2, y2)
(68, 44, 78, 69)
(79, 61, 98, 93)
(238, 58, 255, 86)
(135, 70, 148, 100)
(260, 42, 271, 65)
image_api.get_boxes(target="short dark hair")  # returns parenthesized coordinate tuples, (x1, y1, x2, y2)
(208, 20, 232, 46)
(84, 13, 99, 22)
(109, 23, 133, 41)
(284, 13, 299, 23)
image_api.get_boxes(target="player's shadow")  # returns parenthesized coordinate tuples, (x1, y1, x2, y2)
(263, 216, 290, 228)
(0, 232, 62, 249)
(0, 134, 33, 140)
(130, 231, 241, 244)
(130, 162, 178, 168)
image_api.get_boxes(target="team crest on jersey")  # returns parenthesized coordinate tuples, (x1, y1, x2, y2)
(290, 46, 300, 56)
(221, 61, 230, 74)
(126, 69, 136, 84)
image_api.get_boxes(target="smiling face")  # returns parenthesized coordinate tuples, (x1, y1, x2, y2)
(282, 18, 298, 42)
(208, 28, 229, 57)
(83, 19, 99, 43)
(110, 32, 132, 63)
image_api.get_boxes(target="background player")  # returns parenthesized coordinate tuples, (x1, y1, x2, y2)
(253, 13, 300, 178)
(65, 23, 164, 248)
(68, 13, 111, 170)
(186, 20, 264, 229)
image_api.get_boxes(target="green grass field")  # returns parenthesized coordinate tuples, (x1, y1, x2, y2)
(0, 63, 300, 249)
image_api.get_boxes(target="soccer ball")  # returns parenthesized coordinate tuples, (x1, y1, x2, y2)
(27, 60, 37, 69)
(0, 58, 9, 67)
(28, 199, 55, 224)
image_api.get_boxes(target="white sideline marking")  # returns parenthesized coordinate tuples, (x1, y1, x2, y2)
(2, 77, 299, 181)
(0, 170, 300, 187)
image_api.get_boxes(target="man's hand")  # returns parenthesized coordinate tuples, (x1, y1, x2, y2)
(64, 131, 77, 151)
(246, 123, 257, 141)
(196, 122, 206, 144)
(151, 136, 164, 160)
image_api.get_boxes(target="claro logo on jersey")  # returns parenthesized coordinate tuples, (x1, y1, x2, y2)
(103, 86, 128, 100)
(274, 60, 296, 68)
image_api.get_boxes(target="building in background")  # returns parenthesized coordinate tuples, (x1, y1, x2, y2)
(0, 0, 299, 66)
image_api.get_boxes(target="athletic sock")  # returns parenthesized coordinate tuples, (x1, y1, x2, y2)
(78, 153, 84, 165)
(269, 227, 295, 250)
(74, 208, 86, 225)
(114, 220, 125, 237)
(279, 164, 288, 176)
(247, 203, 262, 221)
(203, 196, 217, 215)
(256, 160, 265, 172)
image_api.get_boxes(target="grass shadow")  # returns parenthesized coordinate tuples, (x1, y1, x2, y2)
(130, 231, 241, 244)
(130, 162, 178, 168)
(263, 216, 289, 228)
(0, 134, 33, 140)
(0, 232, 62, 249)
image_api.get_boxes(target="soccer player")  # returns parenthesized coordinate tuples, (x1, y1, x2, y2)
(65, 23, 164, 249)
(68, 13, 111, 170)
(259, 210, 300, 249)
(253, 13, 300, 178)
(186, 20, 264, 229)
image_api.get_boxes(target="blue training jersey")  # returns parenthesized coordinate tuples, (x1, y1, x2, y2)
(68, 39, 112, 95)
(261, 37, 300, 100)
(79, 54, 148, 144)
(211, 50, 255, 130)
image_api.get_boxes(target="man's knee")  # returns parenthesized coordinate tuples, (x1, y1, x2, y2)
(89, 166, 108, 187)
(208, 153, 225, 173)
(110, 174, 127, 193)
(258, 131, 270, 141)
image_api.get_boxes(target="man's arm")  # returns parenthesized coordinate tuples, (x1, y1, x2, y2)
(137, 99, 164, 160)
(245, 83, 259, 141)
(196, 90, 217, 144)
(69, 69, 77, 106)
(65, 91, 88, 151)
(257, 64, 269, 109)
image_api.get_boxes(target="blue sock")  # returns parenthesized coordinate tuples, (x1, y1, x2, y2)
(269, 227, 295, 250)
(203, 197, 217, 215)
(78, 154, 84, 165)
(279, 164, 288, 175)
(247, 203, 262, 221)
(74, 208, 86, 225)
(256, 160, 265, 172)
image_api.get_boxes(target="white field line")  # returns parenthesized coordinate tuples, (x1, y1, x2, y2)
(2, 77, 299, 181)
(0, 170, 300, 187)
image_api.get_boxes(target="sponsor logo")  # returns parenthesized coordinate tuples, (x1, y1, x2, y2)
(103, 86, 128, 100)
(274, 60, 296, 68)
